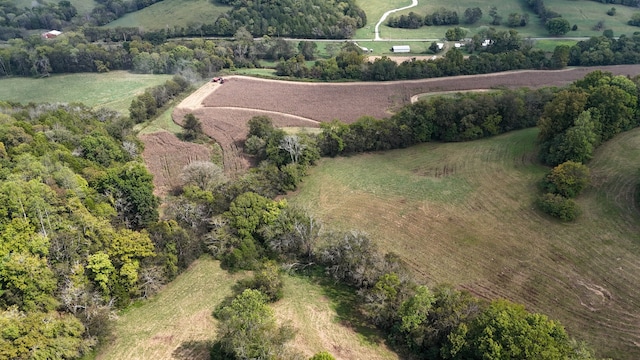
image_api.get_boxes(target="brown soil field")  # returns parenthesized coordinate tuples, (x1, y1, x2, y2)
(167, 65, 640, 181)
(140, 131, 213, 196)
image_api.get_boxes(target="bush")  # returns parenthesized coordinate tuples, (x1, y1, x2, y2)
(537, 193, 580, 221)
(238, 261, 284, 302)
(543, 161, 590, 198)
(309, 351, 336, 360)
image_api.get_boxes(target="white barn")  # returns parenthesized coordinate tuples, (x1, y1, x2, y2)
(391, 45, 410, 53)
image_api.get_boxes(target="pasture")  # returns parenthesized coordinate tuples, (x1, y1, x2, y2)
(96, 257, 399, 360)
(288, 127, 640, 359)
(354, 0, 640, 40)
(0, 71, 172, 114)
(104, 0, 230, 31)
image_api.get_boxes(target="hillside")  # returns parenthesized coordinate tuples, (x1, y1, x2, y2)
(288, 127, 640, 359)
(97, 257, 400, 360)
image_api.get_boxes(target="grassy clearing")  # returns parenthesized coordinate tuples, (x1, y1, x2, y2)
(288, 127, 640, 359)
(0, 71, 172, 114)
(96, 257, 245, 360)
(104, 0, 229, 30)
(356, 40, 432, 55)
(531, 39, 579, 52)
(96, 257, 399, 360)
(137, 105, 184, 135)
(274, 274, 400, 359)
(354, 0, 640, 39)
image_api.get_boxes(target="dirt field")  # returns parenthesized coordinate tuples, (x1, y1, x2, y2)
(140, 131, 213, 196)
(142, 65, 640, 195)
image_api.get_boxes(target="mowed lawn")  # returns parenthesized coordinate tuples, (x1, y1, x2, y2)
(288, 127, 640, 359)
(355, 0, 640, 39)
(0, 71, 172, 114)
(97, 257, 399, 360)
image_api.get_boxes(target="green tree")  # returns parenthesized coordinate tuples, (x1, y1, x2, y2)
(443, 299, 572, 359)
(225, 192, 286, 240)
(445, 27, 467, 41)
(298, 41, 317, 60)
(182, 113, 203, 141)
(86, 252, 115, 295)
(537, 89, 589, 144)
(551, 45, 570, 69)
(463, 7, 482, 24)
(0, 307, 89, 359)
(0, 253, 58, 311)
(363, 272, 405, 329)
(239, 261, 283, 302)
(214, 289, 295, 360)
(546, 18, 571, 36)
(395, 285, 436, 350)
(537, 193, 580, 221)
(79, 132, 129, 167)
(544, 161, 590, 198)
(553, 110, 599, 164)
(94, 162, 159, 230)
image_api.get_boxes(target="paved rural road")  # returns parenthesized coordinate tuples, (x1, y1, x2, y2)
(374, 0, 419, 41)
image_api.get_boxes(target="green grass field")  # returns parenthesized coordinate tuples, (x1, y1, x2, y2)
(104, 0, 230, 30)
(288, 127, 640, 359)
(354, 0, 640, 40)
(0, 71, 172, 114)
(96, 257, 399, 360)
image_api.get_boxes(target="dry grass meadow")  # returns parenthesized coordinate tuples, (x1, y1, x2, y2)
(288, 127, 640, 359)
(96, 257, 399, 360)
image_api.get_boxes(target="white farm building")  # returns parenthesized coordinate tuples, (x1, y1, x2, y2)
(391, 45, 410, 53)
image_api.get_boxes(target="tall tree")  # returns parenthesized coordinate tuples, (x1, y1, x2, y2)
(443, 299, 572, 359)
(214, 289, 295, 360)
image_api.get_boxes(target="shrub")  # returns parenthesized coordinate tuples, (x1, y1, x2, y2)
(543, 161, 590, 198)
(309, 351, 336, 360)
(238, 261, 284, 302)
(537, 193, 580, 221)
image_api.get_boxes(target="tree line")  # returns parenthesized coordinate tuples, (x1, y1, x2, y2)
(387, 8, 459, 29)
(0, 30, 322, 77)
(535, 71, 638, 220)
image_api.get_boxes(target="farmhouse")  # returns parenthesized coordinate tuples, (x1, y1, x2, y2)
(391, 45, 410, 53)
(42, 30, 62, 39)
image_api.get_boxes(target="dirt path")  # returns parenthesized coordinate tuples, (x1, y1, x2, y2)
(177, 81, 221, 110)
(374, 0, 419, 41)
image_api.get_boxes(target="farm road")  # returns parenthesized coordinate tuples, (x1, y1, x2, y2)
(374, 0, 419, 41)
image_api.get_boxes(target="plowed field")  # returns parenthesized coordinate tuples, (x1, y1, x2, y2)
(140, 131, 213, 196)
(173, 65, 640, 177)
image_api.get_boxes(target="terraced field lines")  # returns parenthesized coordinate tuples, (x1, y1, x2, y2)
(288, 128, 640, 359)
